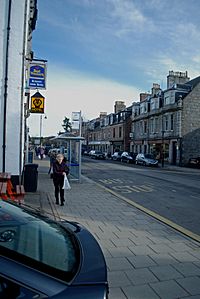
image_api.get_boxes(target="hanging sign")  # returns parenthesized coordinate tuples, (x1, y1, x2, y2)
(71, 112, 81, 130)
(28, 62, 47, 89)
(30, 92, 45, 113)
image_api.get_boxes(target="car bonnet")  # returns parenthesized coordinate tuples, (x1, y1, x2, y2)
(60, 221, 107, 286)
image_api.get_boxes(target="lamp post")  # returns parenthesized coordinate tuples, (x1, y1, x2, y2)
(161, 129, 164, 167)
(161, 111, 165, 168)
(40, 114, 47, 146)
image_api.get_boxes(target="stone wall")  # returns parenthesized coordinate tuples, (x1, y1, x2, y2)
(182, 82, 200, 164)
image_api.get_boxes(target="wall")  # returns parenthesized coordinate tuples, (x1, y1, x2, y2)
(182, 82, 200, 164)
(0, 0, 27, 175)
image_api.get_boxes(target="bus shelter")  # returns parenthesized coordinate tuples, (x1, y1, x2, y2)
(51, 133, 84, 182)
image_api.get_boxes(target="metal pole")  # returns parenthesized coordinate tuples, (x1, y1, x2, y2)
(79, 111, 82, 182)
(20, 0, 28, 180)
(2, 0, 12, 172)
(26, 126, 29, 163)
(40, 114, 42, 146)
(161, 112, 164, 167)
(161, 130, 164, 167)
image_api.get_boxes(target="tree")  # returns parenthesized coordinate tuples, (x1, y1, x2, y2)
(62, 117, 71, 132)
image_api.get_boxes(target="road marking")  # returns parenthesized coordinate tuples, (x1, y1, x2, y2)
(99, 179, 154, 193)
(112, 186, 140, 193)
(95, 181, 200, 244)
(99, 178, 123, 184)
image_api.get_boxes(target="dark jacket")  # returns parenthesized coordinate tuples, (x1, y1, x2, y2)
(53, 160, 69, 181)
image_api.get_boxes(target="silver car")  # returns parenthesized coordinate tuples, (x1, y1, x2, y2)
(135, 153, 158, 166)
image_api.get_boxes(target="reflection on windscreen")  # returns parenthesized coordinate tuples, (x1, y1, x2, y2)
(0, 202, 79, 281)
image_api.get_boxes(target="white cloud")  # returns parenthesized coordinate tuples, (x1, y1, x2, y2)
(110, 0, 156, 37)
(28, 67, 140, 137)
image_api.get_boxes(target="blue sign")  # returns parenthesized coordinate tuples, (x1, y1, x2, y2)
(29, 78, 45, 88)
(30, 65, 45, 78)
(28, 63, 46, 89)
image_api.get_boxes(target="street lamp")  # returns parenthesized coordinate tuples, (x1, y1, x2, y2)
(161, 112, 165, 168)
(161, 129, 164, 167)
(40, 114, 47, 146)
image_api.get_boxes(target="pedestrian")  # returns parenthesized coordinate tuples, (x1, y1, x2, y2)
(48, 152, 56, 175)
(52, 154, 69, 206)
(40, 147, 45, 159)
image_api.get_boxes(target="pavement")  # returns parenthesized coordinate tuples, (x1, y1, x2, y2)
(24, 158, 200, 299)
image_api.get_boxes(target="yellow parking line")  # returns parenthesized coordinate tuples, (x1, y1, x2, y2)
(95, 181, 200, 243)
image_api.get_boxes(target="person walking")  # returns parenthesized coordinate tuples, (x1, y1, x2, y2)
(52, 154, 69, 206)
(48, 152, 56, 175)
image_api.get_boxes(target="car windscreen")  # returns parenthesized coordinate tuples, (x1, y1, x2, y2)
(0, 201, 79, 282)
(145, 154, 155, 159)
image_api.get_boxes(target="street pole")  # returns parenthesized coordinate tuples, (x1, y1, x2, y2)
(79, 111, 82, 182)
(40, 114, 42, 146)
(161, 130, 164, 167)
(161, 109, 164, 167)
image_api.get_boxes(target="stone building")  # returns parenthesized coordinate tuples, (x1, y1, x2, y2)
(83, 101, 132, 155)
(130, 71, 200, 166)
(181, 76, 200, 164)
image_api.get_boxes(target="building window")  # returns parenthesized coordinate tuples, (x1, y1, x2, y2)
(139, 121, 143, 135)
(144, 121, 147, 133)
(155, 117, 159, 133)
(150, 118, 154, 133)
(113, 128, 115, 138)
(170, 114, 174, 130)
(119, 126, 122, 138)
(150, 99, 155, 110)
(164, 96, 170, 105)
(164, 115, 169, 131)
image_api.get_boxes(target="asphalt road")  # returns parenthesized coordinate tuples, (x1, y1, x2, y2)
(82, 157, 200, 237)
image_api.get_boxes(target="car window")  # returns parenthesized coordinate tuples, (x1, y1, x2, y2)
(145, 154, 155, 159)
(0, 201, 79, 282)
(122, 152, 128, 156)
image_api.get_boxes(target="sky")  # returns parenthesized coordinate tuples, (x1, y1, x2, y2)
(28, 0, 200, 137)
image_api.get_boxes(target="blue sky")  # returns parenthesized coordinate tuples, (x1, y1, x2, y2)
(29, 0, 200, 136)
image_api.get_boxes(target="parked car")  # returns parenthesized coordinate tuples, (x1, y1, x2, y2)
(111, 151, 123, 161)
(82, 149, 91, 156)
(90, 150, 106, 160)
(121, 152, 138, 164)
(0, 199, 109, 299)
(188, 157, 200, 168)
(135, 153, 159, 167)
(88, 150, 95, 157)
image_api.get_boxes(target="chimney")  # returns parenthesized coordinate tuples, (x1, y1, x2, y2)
(99, 112, 107, 119)
(114, 101, 126, 113)
(139, 93, 150, 102)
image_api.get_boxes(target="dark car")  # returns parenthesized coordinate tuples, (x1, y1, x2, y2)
(90, 151, 106, 159)
(135, 153, 158, 167)
(0, 200, 108, 299)
(121, 152, 137, 164)
(111, 151, 123, 161)
(188, 157, 200, 168)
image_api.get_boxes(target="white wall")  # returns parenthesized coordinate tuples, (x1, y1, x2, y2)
(0, 0, 27, 175)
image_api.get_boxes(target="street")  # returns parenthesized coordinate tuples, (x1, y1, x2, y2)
(82, 157, 200, 237)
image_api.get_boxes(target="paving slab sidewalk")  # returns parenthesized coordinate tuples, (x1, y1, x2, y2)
(24, 160, 200, 299)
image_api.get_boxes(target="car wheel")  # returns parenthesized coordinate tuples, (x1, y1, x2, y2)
(127, 160, 130, 163)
